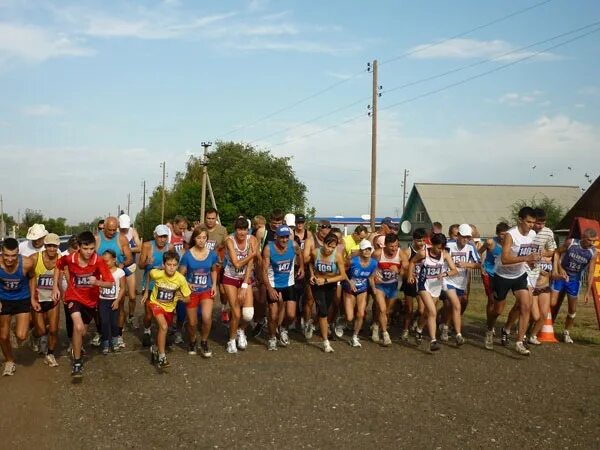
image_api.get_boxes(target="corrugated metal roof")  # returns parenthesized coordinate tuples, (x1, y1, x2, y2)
(413, 183, 581, 237)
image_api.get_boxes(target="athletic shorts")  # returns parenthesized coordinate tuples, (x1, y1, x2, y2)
(311, 283, 336, 318)
(493, 273, 528, 302)
(0, 298, 31, 316)
(401, 280, 418, 298)
(268, 286, 296, 303)
(551, 278, 581, 298)
(481, 272, 494, 297)
(532, 286, 551, 296)
(375, 282, 399, 300)
(342, 280, 368, 296)
(38, 301, 58, 313)
(123, 263, 137, 277)
(149, 303, 174, 326)
(65, 301, 96, 324)
(222, 275, 253, 289)
(187, 290, 213, 308)
(443, 284, 466, 299)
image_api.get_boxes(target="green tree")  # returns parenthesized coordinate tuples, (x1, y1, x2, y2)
(502, 195, 565, 230)
(46, 217, 68, 235)
(136, 141, 307, 240)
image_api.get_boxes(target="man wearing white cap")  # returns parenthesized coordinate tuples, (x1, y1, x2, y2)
(19, 223, 48, 257)
(118, 214, 142, 331)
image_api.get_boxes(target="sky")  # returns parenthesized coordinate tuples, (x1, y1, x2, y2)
(1, 0, 599, 224)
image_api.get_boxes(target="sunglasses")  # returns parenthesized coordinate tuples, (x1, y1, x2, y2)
(319, 225, 331, 229)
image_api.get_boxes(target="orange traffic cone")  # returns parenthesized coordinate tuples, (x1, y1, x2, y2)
(538, 312, 559, 343)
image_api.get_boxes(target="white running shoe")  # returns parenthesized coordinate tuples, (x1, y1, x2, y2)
(350, 335, 361, 348)
(515, 341, 531, 356)
(236, 329, 248, 350)
(29, 334, 40, 353)
(439, 324, 449, 342)
(2, 361, 16, 376)
(563, 330, 574, 344)
(173, 331, 184, 344)
(484, 330, 494, 350)
(528, 335, 541, 346)
(127, 316, 139, 330)
(91, 332, 101, 347)
(44, 354, 59, 367)
(401, 329, 409, 341)
(382, 331, 392, 347)
(334, 317, 345, 338)
(267, 337, 278, 351)
(278, 328, 289, 347)
(304, 319, 314, 340)
(226, 339, 238, 354)
(117, 336, 126, 349)
(371, 324, 380, 343)
(39, 335, 48, 355)
(322, 340, 334, 353)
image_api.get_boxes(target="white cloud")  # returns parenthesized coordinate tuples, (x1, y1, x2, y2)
(227, 39, 361, 55)
(0, 22, 93, 65)
(257, 114, 600, 216)
(21, 104, 63, 116)
(578, 86, 600, 96)
(498, 90, 544, 106)
(409, 38, 559, 62)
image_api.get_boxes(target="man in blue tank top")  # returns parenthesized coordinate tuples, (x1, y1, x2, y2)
(262, 225, 304, 351)
(551, 227, 597, 343)
(0, 238, 36, 376)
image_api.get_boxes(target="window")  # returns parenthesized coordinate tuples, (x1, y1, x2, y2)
(415, 211, 425, 223)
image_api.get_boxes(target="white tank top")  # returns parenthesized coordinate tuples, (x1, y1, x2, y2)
(494, 227, 537, 279)
(223, 235, 251, 280)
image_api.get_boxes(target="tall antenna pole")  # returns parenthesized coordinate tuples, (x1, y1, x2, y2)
(402, 169, 409, 213)
(200, 142, 212, 222)
(160, 161, 166, 224)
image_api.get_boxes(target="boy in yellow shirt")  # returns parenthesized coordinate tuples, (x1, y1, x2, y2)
(141, 250, 191, 369)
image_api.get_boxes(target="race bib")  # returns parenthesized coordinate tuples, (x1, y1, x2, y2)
(425, 266, 442, 279)
(539, 262, 553, 272)
(191, 271, 209, 289)
(276, 260, 292, 273)
(1, 278, 20, 291)
(156, 286, 176, 302)
(316, 262, 333, 273)
(37, 275, 54, 290)
(74, 274, 93, 287)
(206, 240, 216, 251)
(517, 244, 539, 257)
(100, 284, 117, 299)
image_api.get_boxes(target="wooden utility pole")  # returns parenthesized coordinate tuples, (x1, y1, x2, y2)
(402, 169, 409, 213)
(142, 180, 146, 237)
(160, 161, 166, 224)
(127, 193, 131, 216)
(369, 59, 378, 232)
(0, 195, 5, 238)
(200, 142, 212, 221)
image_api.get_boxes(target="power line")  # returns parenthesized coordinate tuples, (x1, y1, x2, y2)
(217, 0, 553, 140)
(268, 23, 600, 148)
(381, 0, 553, 65)
(252, 20, 600, 145)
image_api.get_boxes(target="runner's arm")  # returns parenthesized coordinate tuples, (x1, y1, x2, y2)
(119, 235, 133, 267)
(584, 257, 596, 304)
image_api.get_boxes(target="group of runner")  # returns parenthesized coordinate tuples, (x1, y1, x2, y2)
(0, 206, 596, 379)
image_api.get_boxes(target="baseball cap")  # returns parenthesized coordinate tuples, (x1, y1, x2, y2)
(284, 213, 295, 227)
(154, 224, 170, 236)
(118, 214, 131, 229)
(359, 239, 373, 250)
(296, 214, 306, 223)
(381, 217, 398, 230)
(276, 225, 291, 237)
(44, 233, 60, 246)
(458, 223, 473, 237)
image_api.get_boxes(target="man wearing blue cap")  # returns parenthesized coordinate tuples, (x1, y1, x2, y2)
(262, 225, 304, 350)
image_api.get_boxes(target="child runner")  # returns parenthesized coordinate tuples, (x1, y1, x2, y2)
(141, 250, 191, 369)
(98, 250, 126, 354)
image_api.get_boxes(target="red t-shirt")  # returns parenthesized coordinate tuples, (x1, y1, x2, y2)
(57, 252, 114, 308)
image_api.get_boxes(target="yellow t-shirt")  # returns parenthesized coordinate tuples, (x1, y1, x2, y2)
(148, 269, 191, 313)
(343, 235, 361, 259)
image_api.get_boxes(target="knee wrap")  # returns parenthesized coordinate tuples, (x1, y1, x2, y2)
(242, 307, 254, 322)
(568, 312, 576, 319)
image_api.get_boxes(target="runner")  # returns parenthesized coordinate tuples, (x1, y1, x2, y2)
(138, 224, 172, 346)
(222, 217, 260, 354)
(262, 225, 304, 350)
(478, 223, 510, 325)
(447, 224, 459, 241)
(484, 207, 539, 355)
(400, 228, 427, 340)
(141, 251, 191, 369)
(52, 231, 114, 379)
(407, 233, 458, 352)
(504, 208, 556, 343)
(18, 223, 48, 257)
(527, 255, 554, 345)
(96, 216, 132, 349)
(301, 219, 332, 339)
(343, 225, 368, 259)
(308, 232, 348, 353)
(118, 214, 142, 331)
(98, 250, 126, 354)
(371, 233, 407, 346)
(249, 215, 267, 336)
(370, 217, 398, 250)
(439, 224, 480, 346)
(290, 214, 311, 331)
(179, 226, 219, 358)
(340, 239, 378, 347)
(167, 215, 188, 345)
(202, 208, 229, 326)
(0, 238, 36, 376)
(30, 233, 62, 367)
(550, 228, 597, 343)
